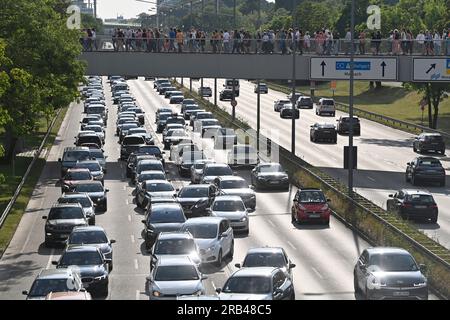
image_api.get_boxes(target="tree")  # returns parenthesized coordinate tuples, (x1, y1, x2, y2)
(294, 1, 339, 32)
(81, 13, 104, 33)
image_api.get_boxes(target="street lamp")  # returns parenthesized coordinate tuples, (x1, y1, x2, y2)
(347, 0, 356, 195)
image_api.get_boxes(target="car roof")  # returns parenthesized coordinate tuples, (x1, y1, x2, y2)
(246, 247, 284, 255)
(214, 195, 243, 202)
(138, 159, 163, 165)
(139, 170, 165, 175)
(71, 180, 103, 186)
(72, 225, 106, 233)
(65, 245, 100, 253)
(401, 189, 433, 196)
(151, 202, 182, 209)
(315, 123, 336, 128)
(366, 247, 411, 256)
(182, 184, 210, 190)
(157, 255, 196, 267)
(299, 188, 323, 192)
(76, 160, 100, 165)
(51, 203, 82, 209)
(146, 179, 171, 184)
(205, 163, 229, 168)
(46, 291, 91, 300)
(183, 217, 224, 225)
(64, 147, 90, 152)
(216, 176, 245, 182)
(231, 267, 278, 277)
(67, 168, 91, 173)
(158, 232, 193, 241)
(37, 268, 75, 279)
(420, 133, 441, 137)
(60, 192, 90, 199)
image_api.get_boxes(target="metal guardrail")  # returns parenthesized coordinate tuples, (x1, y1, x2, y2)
(0, 108, 62, 229)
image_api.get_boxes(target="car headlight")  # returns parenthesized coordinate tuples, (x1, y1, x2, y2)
(205, 246, 214, 253)
(94, 274, 107, 281)
(257, 176, 267, 180)
(282, 176, 289, 180)
(152, 290, 161, 297)
(413, 281, 427, 287)
(240, 216, 248, 222)
(369, 277, 386, 289)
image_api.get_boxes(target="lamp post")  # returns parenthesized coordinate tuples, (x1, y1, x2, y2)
(348, 0, 356, 195)
(291, 0, 297, 155)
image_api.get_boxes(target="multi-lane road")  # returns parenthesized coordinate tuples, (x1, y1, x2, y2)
(1, 76, 410, 300)
(180, 78, 450, 249)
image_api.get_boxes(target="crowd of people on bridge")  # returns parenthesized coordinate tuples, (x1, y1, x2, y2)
(80, 27, 450, 56)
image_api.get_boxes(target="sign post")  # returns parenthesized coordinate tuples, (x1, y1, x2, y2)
(330, 80, 337, 98)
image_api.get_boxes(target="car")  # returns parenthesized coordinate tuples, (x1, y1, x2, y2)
(181, 99, 196, 108)
(191, 112, 214, 127)
(135, 180, 177, 209)
(116, 118, 138, 135)
(164, 90, 182, 99)
(135, 170, 167, 191)
(75, 133, 103, 149)
(59, 147, 91, 176)
(201, 163, 233, 184)
(228, 145, 259, 167)
(23, 268, 84, 300)
(310, 123, 337, 143)
(274, 99, 291, 112)
(180, 217, 234, 266)
(181, 104, 201, 120)
(170, 95, 184, 104)
(413, 133, 445, 155)
(42, 203, 88, 246)
(250, 163, 289, 190)
(316, 98, 336, 116)
(86, 105, 107, 124)
(142, 202, 187, 249)
(287, 92, 302, 104)
(254, 83, 268, 94)
(163, 129, 189, 150)
(280, 104, 299, 119)
(150, 232, 201, 270)
(336, 116, 361, 135)
(291, 188, 331, 225)
(120, 135, 146, 160)
(137, 145, 166, 166)
(155, 109, 173, 124)
(58, 192, 96, 225)
(223, 79, 240, 96)
(216, 267, 295, 300)
(119, 123, 141, 142)
(295, 96, 314, 109)
(60, 168, 93, 193)
(126, 107, 145, 125)
(84, 125, 105, 144)
(219, 89, 234, 101)
(235, 247, 296, 280)
(170, 141, 197, 162)
(405, 157, 446, 186)
(89, 149, 107, 173)
(163, 123, 185, 138)
(73, 160, 105, 184)
(67, 226, 116, 270)
(160, 86, 176, 95)
(148, 256, 206, 300)
(210, 195, 249, 234)
(214, 176, 256, 210)
(177, 184, 217, 218)
(353, 247, 428, 300)
(178, 150, 206, 177)
(188, 109, 207, 126)
(127, 154, 158, 179)
(154, 79, 170, 89)
(45, 291, 92, 300)
(80, 115, 102, 130)
(133, 159, 165, 182)
(198, 86, 212, 97)
(191, 159, 215, 184)
(70, 181, 109, 212)
(387, 189, 438, 223)
(199, 119, 222, 138)
(53, 245, 109, 297)
(214, 128, 238, 149)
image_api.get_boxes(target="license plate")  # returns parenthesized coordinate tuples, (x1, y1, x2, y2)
(393, 291, 409, 297)
(415, 205, 427, 209)
(269, 181, 280, 184)
(309, 214, 320, 218)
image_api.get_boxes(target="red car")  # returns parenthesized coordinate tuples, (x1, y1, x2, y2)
(291, 188, 331, 225)
(61, 168, 93, 192)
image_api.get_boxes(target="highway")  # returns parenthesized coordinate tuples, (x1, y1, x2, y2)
(0, 76, 403, 300)
(179, 78, 450, 249)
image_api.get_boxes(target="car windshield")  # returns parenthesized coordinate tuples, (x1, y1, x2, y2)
(179, 187, 209, 198)
(58, 197, 91, 208)
(212, 200, 245, 212)
(167, 118, 185, 125)
(418, 159, 442, 167)
(122, 124, 139, 130)
(243, 253, 286, 268)
(73, 184, 104, 193)
(154, 265, 199, 281)
(298, 191, 326, 203)
(406, 194, 435, 203)
(48, 207, 84, 220)
(129, 129, 147, 135)
(202, 120, 219, 126)
(88, 107, 105, 114)
(139, 146, 161, 155)
(75, 162, 101, 172)
(29, 279, 76, 297)
(424, 135, 443, 142)
(220, 180, 247, 189)
(138, 173, 165, 183)
(78, 136, 100, 145)
(60, 251, 103, 266)
(181, 224, 217, 239)
(341, 117, 360, 123)
(154, 239, 196, 255)
(368, 253, 419, 272)
(259, 164, 283, 173)
(149, 208, 185, 223)
(147, 182, 174, 192)
(69, 231, 108, 244)
(123, 137, 145, 145)
(204, 166, 232, 176)
(194, 162, 209, 169)
(85, 126, 102, 132)
(63, 151, 90, 162)
(167, 130, 185, 137)
(64, 171, 91, 180)
(197, 113, 213, 119)
(159, 114, 171, 121)
(223, 276, 271, 294)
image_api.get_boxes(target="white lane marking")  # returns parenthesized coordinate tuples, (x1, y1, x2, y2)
(311, 267, 324, 279)
(267, 219, 276, 227)
(123, 185, 126, 191)
(136, 290, 140, 300)
(211, 281, 217, 291)
(128, 215, 132, 222)
(46, 248, 55, 269)
(367, 176, 376, 182)
(286, 241, 296, 250)
(21, 187, 48, 253)
(126, 199, 129, 205)
(130, 235, 135, 243)
(134, 259, 139, 270)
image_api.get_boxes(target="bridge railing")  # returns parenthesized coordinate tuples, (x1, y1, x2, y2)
(82, 35, 450, 56)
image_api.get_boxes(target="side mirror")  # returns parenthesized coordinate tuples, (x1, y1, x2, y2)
(176, 188, 180, 192)
(407, 162, 411, 166)
(274, 288, 283, 295)
(42, 216, 48, 220)
(141, 220, 146, 224)
(105, 189, 110, 192)
(201, 275, 208, 280)
(215, 288, 222, 294)
(235, 263, 241, 268)
(58, 158, 62, 162)
(388, 194, 394, 198)
(51, 261, 58, 265)
(22, 290, 28, 296)
(289, 263, 296, 269)
(165, 171, 170, 174)
(110, 239, 116, 244)
(419, 263, 427, 273)
(219, 232, 227, 238)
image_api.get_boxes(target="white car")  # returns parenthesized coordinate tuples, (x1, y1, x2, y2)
(170, 142, 197, 163)
(228, 145, 259, 167)
(210, 196, 249, 235)
(316, 98, 336, 116)
(180, 217, 234, 266)
(274, 99, 291, 112)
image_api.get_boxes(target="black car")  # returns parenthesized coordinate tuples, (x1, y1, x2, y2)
(137, 145, 165, 167)
(71, 181, 109, 212)
(387, 189, 438, 223)
(177, 185, 217, 218)
(336, 116, 361, 136)
(182, 104, 201, 120)
(295, 96, 314, 109)
(133, 159, 165, 183)
(413, 133, 445, 155)
(198, 86, 212, 97)
(156, 113, 173, 133)
(280, 106, 299, 119)
(127, 154, 157, 179)
(42, 204, 88, 247)
(219, 89, 234, 101)
(119, 123, 140, 142)
(405, 157, 446, 186)
(310, 123, 337, 143)
(251, 163, 289, 190)
(54, 245, 109, 297)
(74, 134, 103, 149)
(141, 203, 187, 250)
(127, 107, 146, 125)
(120, 135, 146, 160)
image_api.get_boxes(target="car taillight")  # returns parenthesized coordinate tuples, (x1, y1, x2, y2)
(430, 204, 438, 209)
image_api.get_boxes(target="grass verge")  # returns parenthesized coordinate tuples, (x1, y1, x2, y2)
(0, 107, 68, 257)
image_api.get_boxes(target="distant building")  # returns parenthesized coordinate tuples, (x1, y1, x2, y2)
(72, 0, 95, 17)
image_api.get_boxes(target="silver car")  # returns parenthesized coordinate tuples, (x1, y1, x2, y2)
(190, 159, 215, 184)
(214, 176, 256, 210)
(148, 256, 207, 300)
(210, 196, 249, 235)
(57, 192, 96, 225)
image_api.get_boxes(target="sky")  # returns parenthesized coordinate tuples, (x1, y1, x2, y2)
(96, 0, 274, 20)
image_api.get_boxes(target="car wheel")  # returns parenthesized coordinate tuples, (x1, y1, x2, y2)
(228, 242, 234, 259)
(215, 249, 222, 267)
(291, 213, 296, 224)
(353, 273, 360, 294)
(411, 175, 417, 186)
(439, 149, 445, 155)
(289, 292, 296, 300)
(109, 262, 113, 272)
(440, 179, 446, 187)
(405, 173, 411, 182)
(430, 214, 438, 224)
(413, 145, 417, 152)
(99, 284, 109, 297)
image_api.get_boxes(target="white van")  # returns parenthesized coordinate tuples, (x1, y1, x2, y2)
(316, 98, 336, 116)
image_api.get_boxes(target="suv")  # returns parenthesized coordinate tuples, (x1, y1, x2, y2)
(42, 203, 88, 246)
(254, 83, 268, 94)
(59, 147, 91, 176)
(310, 123, 337, 143)
(291, 188, 331, 225)
(336, 116, 361, 135)
(405, 157, 446, 187)
(219, 89, 234, 101)
(413, 133, 445, 155)
(295, 96, 314, 109)
(316, 98, 336, 116)
(387, 189, 438, 223)
(120, 135, 146, 160)
(198, 86, 212, 97)
(274, 100, 291, 112)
